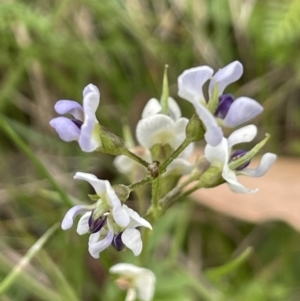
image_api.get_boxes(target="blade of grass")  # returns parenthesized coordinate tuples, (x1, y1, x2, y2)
(0, 117, 72, 207)
(0, 223, 60, 298)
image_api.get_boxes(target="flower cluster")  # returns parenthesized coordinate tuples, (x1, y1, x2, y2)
(61, 172, 152, 258)
(50, 60, 276, 301)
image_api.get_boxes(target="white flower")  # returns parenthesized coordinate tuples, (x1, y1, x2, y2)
(141, 97, 181, 120)
(204, 125, 277, 193)
(136, 97, 191, 151)
(87, 205, 152, 258)
(110, 263, 156, 301)
(61, 172, 130, 231)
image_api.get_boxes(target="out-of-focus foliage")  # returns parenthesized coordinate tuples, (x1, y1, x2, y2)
(0, 0, 300, 300)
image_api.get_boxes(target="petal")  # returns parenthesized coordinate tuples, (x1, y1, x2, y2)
(215, 94, 235, 118)
(209, 61, 243, 97)
(113, 155, 136, 174)
(112, 205, 130, 228)
(168, 97, 182, 120)
(109, 263, 143, 275)
(142, 98, 162, 118)
(227, 125, 257, 150)
(222, 164, 258, 193)
(77, 211, 92, 235)
(193, 102, 223, 146)
(83, 83, 99, 98)
(180, 141, 194, 159)
(88, 229, 114, 259)
(78, 84, 101, 152)
(164, 158, 192, 176)
(223, 97, 263, 127)
(105, 181, 122, 208)
(204, 137, 229, 166)
(136, 115, 178, 149)
(178, 66, 213, 104)
(49, 117, 81, 142)
(54, 100, 84, 120)
(122, 228, 143, 256)
(135, 270, 156, 301)
(238, 152, 277, 177)
(61, 205, 90, 230)
(123, 205, 152, 229)
(74, 172, 107, 195)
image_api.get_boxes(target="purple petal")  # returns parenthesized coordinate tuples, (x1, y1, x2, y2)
(224, 97, 263, 127)
(61, 205, 91, 230)
(215, 94, 235, 118)
(227, 125, 257, 149)
(193, 102, 223, 146)
(78, 85, 101, 152)
(209, 61, 243, 97)
(54, 100, 84, 121)
(83, 84, 100, 98)
(88, 230, 114, 258)
(49, 117, 80, 142)
(178, 66, 213, 104)
(238, 153, 277, 177)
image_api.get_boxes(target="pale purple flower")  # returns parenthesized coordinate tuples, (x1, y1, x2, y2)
(178, 61, 263, 131)
(204, 125, 277, 193)
(50, 84, 101, 152)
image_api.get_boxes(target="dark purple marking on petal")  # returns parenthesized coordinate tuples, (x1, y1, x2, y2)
(88, 212, 107, 233)
(111, 232, 125, 251)
(215, 94, 235, 119)
(71, 119, 83, 129)
(230, 149, 251, 170)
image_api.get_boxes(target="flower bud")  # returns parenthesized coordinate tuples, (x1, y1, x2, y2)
(113, 184, 131, 203)
(96, 124, 131, 156)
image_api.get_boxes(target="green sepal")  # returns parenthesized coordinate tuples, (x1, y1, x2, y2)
(160, 65, 169, 115)
(113, 184, 131, 203)
(207, 82, 219, 114)
(198, 166, 224, 188)
(96, 124, 129, 156)
(185, 114, 205, 142)
(150, 143, 173, 163)
(229, 133, 270, 170)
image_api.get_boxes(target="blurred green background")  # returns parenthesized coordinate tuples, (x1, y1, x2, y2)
(1, 0, 300, 300)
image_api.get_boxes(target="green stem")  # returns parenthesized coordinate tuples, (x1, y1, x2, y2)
(159, 138, 192, 174)
(128, 175, 152, 191)
(122, 148, 150, 168)
(161, 183, 201, 212)
(151, 178, 160, 219)
(0, 118, 72, 207)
